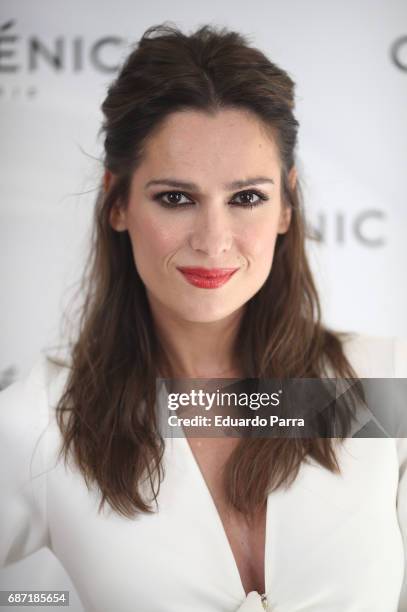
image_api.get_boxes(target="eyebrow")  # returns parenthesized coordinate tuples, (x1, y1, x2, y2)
(144, 176, 275, 191)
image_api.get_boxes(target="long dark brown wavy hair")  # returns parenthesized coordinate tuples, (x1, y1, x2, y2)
(52, 22, 363, 519)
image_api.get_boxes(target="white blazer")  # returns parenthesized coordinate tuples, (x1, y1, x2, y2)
(0, 333, 406, 611)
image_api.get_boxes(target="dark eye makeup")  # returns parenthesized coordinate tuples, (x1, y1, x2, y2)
(151, 189, 270, 210)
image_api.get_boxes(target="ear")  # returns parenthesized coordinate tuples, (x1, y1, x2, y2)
(277, 205, 292, 234)
(109, 205, 127, 232)
(277, 166, 296, 235)
(288, 166, 297, 191)
(103, 169, 113, 193)
(104, 170, 128, 232)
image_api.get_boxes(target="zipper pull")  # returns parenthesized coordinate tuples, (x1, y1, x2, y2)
(261, 593, 268, 610)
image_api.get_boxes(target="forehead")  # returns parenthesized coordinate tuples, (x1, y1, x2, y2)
(138, 108, 281, 177)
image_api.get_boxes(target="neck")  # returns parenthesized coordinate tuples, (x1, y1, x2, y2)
(149, 299, 245, 378)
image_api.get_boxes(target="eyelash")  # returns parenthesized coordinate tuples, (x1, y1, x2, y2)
(152, 189, 270, 210)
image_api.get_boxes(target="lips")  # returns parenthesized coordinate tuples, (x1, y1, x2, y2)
(176, 267, 239, 289)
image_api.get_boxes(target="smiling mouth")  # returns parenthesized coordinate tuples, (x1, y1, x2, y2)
(176, 267, 239, 289)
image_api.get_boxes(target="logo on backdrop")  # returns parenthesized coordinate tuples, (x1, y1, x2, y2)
(391, 35, 407, 71)
(0, 19, 126, 99)
(310, 209, 386, 247)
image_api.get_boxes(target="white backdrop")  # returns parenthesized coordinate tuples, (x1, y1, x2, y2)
(1, 0, 406, 609)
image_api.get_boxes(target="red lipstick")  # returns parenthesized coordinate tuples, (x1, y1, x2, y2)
(177, 267, 238, 289)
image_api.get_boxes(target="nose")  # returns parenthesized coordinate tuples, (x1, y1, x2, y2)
(188, 205, 233, 258)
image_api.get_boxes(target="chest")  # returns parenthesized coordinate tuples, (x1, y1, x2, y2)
(186, 437, 267, 595)
(47, 437, 404, 612)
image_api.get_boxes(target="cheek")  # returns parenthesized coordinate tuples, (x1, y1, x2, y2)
(241, 219, 279, 260)
(127, 209, 184, 264)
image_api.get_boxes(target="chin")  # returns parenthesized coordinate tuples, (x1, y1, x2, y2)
(174, 300, 243, 324)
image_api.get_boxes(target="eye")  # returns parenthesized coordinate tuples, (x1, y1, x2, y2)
(153, 191, 193, 208)
(229, 190, 269, 208)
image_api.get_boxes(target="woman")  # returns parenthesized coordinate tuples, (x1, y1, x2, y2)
(0, 23, 406, 612)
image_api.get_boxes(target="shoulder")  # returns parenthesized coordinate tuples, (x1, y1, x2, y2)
(339, 331, 407, 378)
(339, 332, 407, 464)
(0, 353, 71, 458)
(0, 352, 71, 414)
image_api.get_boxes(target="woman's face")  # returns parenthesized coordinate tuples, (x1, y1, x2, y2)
(108, 108, 295, 323)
